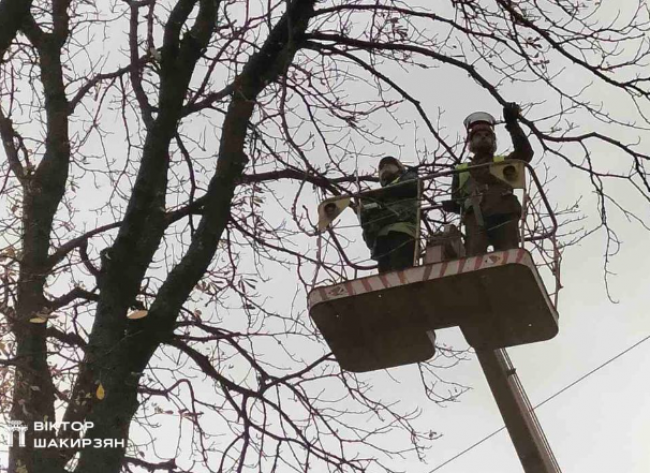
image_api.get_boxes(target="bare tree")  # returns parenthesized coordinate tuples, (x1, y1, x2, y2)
(0, 1, 649, 472)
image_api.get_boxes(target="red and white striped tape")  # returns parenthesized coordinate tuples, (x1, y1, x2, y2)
(308, 249, 530, 309)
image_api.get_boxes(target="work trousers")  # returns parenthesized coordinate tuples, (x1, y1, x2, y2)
(463, 213, 520, 257)
(375, 232, 416, 273)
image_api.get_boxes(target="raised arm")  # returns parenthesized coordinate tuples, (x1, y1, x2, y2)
(503, 103, 534, 163)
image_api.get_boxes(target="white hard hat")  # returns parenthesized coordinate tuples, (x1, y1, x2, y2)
(463, 111, 496, 130)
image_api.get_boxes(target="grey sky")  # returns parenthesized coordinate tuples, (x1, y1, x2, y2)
(2, 1, 650, 472)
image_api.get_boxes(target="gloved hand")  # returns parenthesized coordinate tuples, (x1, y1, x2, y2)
(503, 102, 521, 125)
(441, 200, 461, 214)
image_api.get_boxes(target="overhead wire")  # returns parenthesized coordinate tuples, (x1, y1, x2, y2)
(428, 332, 650, 472)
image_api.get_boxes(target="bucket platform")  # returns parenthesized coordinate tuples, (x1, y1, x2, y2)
(308, 248, 558, 372)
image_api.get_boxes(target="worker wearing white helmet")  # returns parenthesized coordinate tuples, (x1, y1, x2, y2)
(443, 103, 534, 255)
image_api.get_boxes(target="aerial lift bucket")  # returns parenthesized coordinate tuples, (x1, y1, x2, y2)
(308, 248, 558, 372)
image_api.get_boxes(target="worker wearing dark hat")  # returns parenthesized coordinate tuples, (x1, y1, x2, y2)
(443, 103, 534, 256)
(360, 156, 419, 272)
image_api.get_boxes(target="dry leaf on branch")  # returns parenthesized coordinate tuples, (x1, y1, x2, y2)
(127, 309, 148, 320)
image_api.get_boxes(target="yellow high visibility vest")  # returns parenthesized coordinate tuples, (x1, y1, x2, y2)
(457, 155, 505, 196)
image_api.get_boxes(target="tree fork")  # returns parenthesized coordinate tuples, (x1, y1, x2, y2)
(70, 2, 317, 472)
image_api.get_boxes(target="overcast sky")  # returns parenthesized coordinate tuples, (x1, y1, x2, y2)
(2, 2, 649, 472)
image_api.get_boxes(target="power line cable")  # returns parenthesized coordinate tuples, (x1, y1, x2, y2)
(531, 333, 650, 410)
(429, 426, 506, 472)
(429, 332, 650, 472)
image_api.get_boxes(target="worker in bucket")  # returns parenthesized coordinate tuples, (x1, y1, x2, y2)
(443, 103, 534, 256)
(359, 156, 419, 273)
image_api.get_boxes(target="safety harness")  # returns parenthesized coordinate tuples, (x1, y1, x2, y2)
(456, 155, 506, 227)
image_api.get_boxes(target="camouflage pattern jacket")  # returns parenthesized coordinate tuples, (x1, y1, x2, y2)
(359, 168, 419, 258)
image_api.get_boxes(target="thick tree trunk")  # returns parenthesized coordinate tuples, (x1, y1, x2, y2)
(73, 2, 317, 472)
(9, 19, 73, 473)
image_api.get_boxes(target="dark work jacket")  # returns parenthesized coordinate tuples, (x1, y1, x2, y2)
(360, 168, 418, 258)
(451, 122, 533, 219)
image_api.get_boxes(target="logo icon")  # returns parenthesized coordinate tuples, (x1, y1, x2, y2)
(6, 420, 27, 447)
